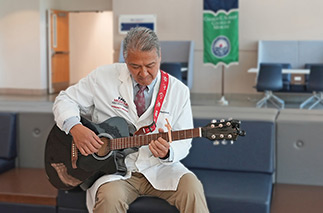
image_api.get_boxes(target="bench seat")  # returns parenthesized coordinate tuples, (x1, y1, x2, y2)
(192, 169, 272, 213)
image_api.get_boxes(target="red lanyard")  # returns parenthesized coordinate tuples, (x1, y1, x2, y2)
(135, 70, 169, 135)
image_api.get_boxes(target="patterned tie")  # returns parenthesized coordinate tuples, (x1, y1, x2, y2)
(134, 85, 147, 117)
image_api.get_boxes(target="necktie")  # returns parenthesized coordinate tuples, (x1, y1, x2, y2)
(134, 85, 147, 117)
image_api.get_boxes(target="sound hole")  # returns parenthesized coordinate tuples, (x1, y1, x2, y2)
(92, 133, 113, 161)
(97, 137, 111, 157)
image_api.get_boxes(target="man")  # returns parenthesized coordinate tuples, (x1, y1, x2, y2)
(53, 27, 209, 213)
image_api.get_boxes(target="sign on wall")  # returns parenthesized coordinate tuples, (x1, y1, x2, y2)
(119, 14, 156, 34)
(203, 0, 239, 67)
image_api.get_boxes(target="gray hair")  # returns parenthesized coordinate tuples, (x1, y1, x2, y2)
(123, 27, 160, 60)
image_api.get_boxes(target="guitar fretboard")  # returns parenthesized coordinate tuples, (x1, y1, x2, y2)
(110, 128, 201, 150)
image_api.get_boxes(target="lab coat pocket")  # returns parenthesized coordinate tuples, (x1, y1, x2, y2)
(156, 112, 172, 132)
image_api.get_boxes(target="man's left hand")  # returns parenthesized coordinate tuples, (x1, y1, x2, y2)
(149, 128, 170, 159)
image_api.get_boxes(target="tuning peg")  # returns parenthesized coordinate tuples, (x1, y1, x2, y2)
(213, 140, 220, 146)
(231, 120, 240, 126)
(227, 134, 232, 139)
(239, 130, 246, 136)
(221, 140, 227, 145)
(211, 119, 217, 123)
(218, 123, 223, 128)
(228, 117, 233, 121)
(226, 121, 231, 126)
(220, 119, 225, 122)
(230, 140, 234, 144)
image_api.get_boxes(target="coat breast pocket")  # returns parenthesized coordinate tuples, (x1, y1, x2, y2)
(156, 112, 172, 132)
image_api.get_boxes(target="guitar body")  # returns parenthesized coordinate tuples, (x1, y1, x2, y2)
(45, 117, 137, 191)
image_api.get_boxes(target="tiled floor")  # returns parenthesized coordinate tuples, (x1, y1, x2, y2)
(271, 184, 323, 213)
(0, 168, 57, 206)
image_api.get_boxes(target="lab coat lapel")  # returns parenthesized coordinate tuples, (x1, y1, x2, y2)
(118, 68, 137, 122)
(118, 69, 161, 128)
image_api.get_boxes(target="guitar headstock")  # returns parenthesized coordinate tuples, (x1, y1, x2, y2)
(201, 119, 246, 145)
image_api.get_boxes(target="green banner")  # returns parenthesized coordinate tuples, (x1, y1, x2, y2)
(203, 10, 239, 67)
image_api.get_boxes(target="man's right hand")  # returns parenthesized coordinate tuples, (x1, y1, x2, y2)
(69, 124, 104, 156)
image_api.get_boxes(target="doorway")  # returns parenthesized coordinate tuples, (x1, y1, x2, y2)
(47, 10, 113, 94)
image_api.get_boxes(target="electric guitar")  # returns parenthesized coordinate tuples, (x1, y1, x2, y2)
(45, 116, 246, 191)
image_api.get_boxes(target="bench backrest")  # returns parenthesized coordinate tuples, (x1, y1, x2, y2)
(182, 119, 275, 174)
(182, 106, 278, 174)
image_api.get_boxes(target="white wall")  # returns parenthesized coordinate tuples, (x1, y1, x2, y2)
(0, 0, 112, 93)
(1, 0, 323, 94)
(112, 0, 323, 94)
(0, 0, 42, 90)
(69, 12, 113, 84)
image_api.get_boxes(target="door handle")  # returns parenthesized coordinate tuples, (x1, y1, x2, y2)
(51, 50, 69, 56)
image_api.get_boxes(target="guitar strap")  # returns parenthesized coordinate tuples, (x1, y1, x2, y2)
(135, 70, 169, 135)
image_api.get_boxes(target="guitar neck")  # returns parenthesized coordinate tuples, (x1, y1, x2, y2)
(110, 128, 201, 150)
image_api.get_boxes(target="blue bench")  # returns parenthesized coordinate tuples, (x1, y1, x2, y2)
(0, 112, 17, 174)
(57, 188, 178, 213)
(183, 106, 278, 213)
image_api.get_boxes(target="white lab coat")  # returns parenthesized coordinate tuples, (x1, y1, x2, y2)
(53, 63, 194, 212)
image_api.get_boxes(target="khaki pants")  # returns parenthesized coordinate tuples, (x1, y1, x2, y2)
(93, 173, 209, 213)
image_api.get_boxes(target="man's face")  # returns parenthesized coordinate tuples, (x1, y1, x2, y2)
(125, 48, 161, 86)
